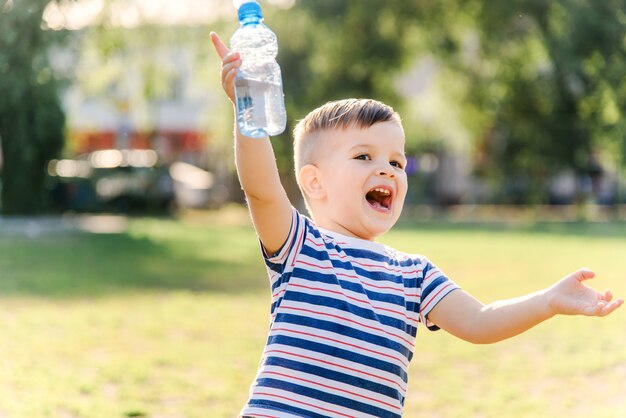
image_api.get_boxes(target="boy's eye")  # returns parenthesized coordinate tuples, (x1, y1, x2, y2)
(390, 161, 404, 169)
(355, 154, 371, 161)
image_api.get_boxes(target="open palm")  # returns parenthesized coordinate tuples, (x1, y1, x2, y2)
(548, 269, 623, 317)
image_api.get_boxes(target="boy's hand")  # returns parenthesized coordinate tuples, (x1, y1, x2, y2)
(210, 32, 241, 105)
(546, 269, 624, 317)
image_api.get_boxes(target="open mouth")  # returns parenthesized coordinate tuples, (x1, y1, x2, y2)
(365, 187, 393, 212)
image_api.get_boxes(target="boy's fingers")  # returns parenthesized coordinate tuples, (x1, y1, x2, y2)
(573, 268, 595, 282)
(604, 300, 622, 315)
(210, 31, 230, 59)
(223, 51, 241, 64)
(222, 60, 241, 83)
(597, 299, 623, 316)
(223, 67, 238, 85)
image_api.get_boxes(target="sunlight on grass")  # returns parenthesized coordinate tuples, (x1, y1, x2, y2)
(0, 210, 625, 417)
(383, 224, 626, 418)
(0, 293, 268, 417)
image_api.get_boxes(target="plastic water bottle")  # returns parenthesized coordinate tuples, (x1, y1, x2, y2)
(230, 0, 286, 138)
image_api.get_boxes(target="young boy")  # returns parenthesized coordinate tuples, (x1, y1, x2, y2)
(210, 32, 623, 418)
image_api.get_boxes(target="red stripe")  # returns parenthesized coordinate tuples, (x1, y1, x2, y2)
(279, 305, 414, 347)
(271, 327, 409, 367)
(271, 287, 287, 300)
(298, 259, 335, 270)
(420, 282, 456, 313)
(336, 272, 360, 280)
(265, 349, 406, 392)
(305, 236, 347, 247)
(264, 370, 401, 412)
(424, 269, 441, 281)
(335, 272, 404, 294)
(305, 237, 327, 247)
(253, 392, 357, 418)
(290, 218, 305, 268)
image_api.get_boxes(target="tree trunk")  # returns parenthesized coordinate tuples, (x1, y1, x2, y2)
(0, 84, 64, 215)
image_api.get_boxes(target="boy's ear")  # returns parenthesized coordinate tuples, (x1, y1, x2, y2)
(298, 164, 326, 200)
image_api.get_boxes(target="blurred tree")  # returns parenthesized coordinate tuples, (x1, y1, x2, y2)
(455, 0, 626, 203)
(0, 0, 66, 214)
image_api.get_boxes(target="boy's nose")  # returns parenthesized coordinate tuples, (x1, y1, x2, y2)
(376, 168, 395, 178)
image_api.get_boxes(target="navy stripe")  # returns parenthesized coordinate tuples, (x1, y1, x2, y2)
(272, 313, 413, 367)
(342, 247, 391, 263)
(265, 356, 401, 400)
(248, 399, 329, 418)
(264, 257, 282, 275)
(423, 276, 448, 299)
(270, 270, 292, 294)
(256, 378, 402, 418)
(284, 290, 415, 334)
(399, 257, 421, 267)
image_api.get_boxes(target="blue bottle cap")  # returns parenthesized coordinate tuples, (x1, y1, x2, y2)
(238, 1, 263, 23)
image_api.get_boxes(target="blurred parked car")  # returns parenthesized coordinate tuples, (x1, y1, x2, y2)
(47, 149, 217, 213)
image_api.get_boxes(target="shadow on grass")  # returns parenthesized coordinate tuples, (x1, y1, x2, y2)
(3, 213, 624, 299)
(0, 225, 268, 299)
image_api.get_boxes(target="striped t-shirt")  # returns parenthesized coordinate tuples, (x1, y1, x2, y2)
(241, 208, 459, 418)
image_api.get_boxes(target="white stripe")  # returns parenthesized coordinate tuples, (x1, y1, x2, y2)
(248, 385, 384, 418)
(240, 405, 302, 418)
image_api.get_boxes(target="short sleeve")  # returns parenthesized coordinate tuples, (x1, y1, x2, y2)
(260, 207, 307, 281)
(418, 259, 459, 331)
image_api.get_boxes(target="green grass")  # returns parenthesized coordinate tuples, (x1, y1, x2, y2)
(1, 208, 625, 417)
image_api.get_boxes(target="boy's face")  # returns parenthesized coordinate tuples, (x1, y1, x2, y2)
(307, 121, 408, 240)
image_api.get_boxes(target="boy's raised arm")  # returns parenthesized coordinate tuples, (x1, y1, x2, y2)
(428, 268, 623, 344)
(211, 32, 292, 255)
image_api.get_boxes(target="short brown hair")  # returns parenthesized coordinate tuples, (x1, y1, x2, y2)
(293, 98, 401, 174)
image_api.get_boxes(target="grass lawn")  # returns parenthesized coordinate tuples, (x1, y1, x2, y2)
(1, 207, 625, 417)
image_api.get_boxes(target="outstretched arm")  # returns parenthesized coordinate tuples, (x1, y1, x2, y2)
(211, 32, 292, 255)
(428, 268, 623, 344)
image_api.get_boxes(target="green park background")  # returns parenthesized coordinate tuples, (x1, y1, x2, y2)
(1, 0, 626, 417)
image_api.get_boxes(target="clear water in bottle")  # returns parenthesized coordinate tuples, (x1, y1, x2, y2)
(234, 63, 285, 138)
(230, 1, 286, 138)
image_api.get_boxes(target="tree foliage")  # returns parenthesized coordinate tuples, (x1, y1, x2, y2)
(465, 0, 626, 203)
(0, 0, 66, 214)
